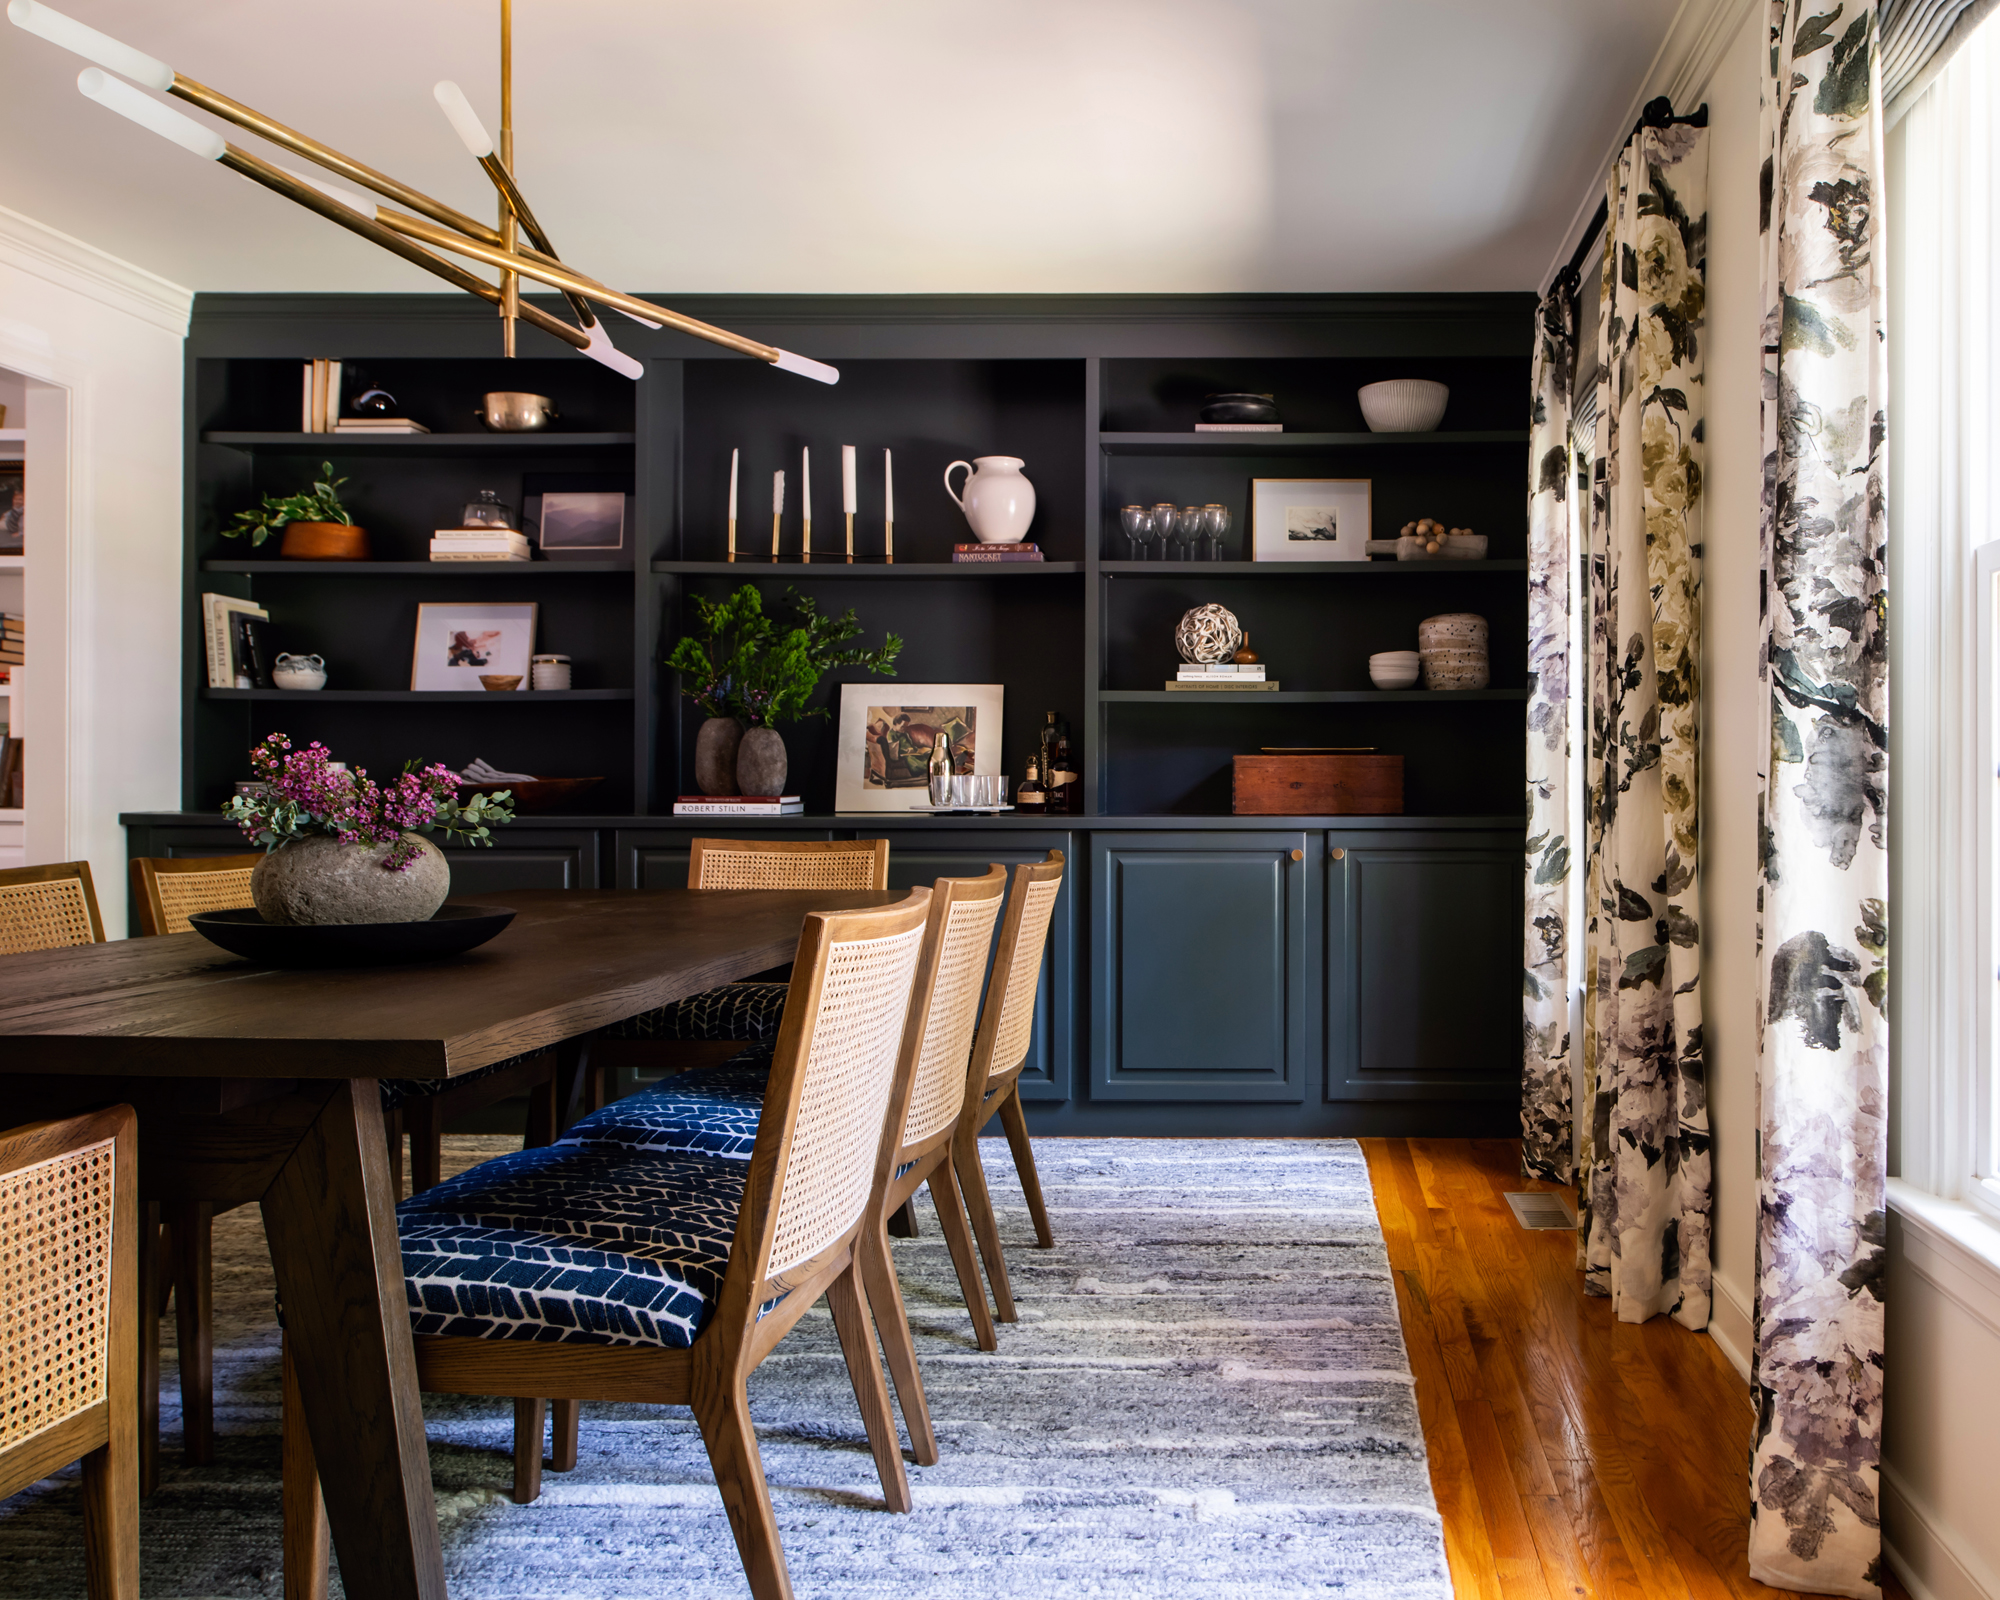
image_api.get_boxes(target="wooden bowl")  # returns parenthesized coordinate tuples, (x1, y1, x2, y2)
(279, 521, 371, 561)
(458, 776, 604, 814)
(478, 674, 523, 691)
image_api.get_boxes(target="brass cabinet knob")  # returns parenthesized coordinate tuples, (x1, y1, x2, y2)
(1329, 847, 1346, 860)
(1290, 848, 1304, 861)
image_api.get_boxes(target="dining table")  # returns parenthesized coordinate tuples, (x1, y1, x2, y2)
(0, 885, 901, 1600)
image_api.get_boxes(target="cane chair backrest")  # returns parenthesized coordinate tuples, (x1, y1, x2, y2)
(753, 889, 929, 1285)
(0, 861, 106, 954)
(0, 1103, 135, 1497)
(899, 867, 1008, 1151)
(687, 837, 891, 892)
(130, 854, 262, 937)
(970, 852, 1065, 1084)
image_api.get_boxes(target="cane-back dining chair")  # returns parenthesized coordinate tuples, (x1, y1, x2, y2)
(128, 853, 263, 937)
(286, 887, 933, 1600)
(0, 859, 106, 952)
(0, 1104, 140, 1599)
(950, 850, 1065, 1337)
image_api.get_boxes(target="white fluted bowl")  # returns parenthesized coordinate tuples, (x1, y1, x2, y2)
(1358, 379, 1449, 433)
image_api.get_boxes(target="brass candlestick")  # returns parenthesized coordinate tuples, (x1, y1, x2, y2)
(802, 515, 812, 563)
(885, 519, 895, 564)
(727, 517, 737, 562)
(845, 512, 855, 562)
(771, 512, 781, 559)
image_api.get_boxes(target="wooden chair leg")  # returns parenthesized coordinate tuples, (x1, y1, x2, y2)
(80, 1435, 139, 1600)
(281, 1335, 330, 1600)
(405, 1097, 444, 1195)
(953, 1131, 1018, 1324)
(512, 1398, 545, 1504)
(994, 1087, 1054, 1248)
(926, 1161, 998, 1353)
(825, 1261, 912, 1511)
(690, 1376, 792, 1600)
(138, 1203, 163, 1499)
(550, 1400, 580, 1471)
(856, 1221, 938, 1465)
(169, 1202, 214, 1464)
(885, 1197, 920, 1238)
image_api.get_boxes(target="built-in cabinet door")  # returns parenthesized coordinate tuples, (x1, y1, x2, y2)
(440, 829, 602, 894)
(1091, 830, 1313, 1102)
(864, 830, 1077, 1102)
(1323, 832, 1519, 1102)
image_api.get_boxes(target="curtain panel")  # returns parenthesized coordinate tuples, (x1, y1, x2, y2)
(1578, 121, 1712, 1330)
(1752, 2, 1890, 1595)
(1523, 288, 1576, 1185)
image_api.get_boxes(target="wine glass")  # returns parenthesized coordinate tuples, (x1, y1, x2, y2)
(1119, 505, 1151, 561)
(1202, 504, 1231, 560)
(1149, 502, 1178, 560)
(1174, 506, 1202, 561)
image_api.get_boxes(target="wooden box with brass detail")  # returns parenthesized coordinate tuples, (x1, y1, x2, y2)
(1231, 754, 1403, 816)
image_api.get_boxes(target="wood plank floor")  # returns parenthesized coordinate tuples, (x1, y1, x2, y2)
(1363, 1138, 1907, 1600)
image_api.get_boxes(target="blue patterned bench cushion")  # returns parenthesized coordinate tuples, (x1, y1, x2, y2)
(597, 981, 790, 1043)
(399, 1141, 747, 1348)
(378, 1049, 551, 1113)
(559, 1046, 775, 1161)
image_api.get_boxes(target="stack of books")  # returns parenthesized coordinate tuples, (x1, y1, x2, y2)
(431, 528, 531, 562)
(334, 417, 430, 435)
(300, 360, 341, 432)
(1193, 422, 1283, 432)
(0, 612, 20, 672)
(1166, 662, 1278, 691)
(201, 593, 269, 688)
(952, 542, 1043, 563)
(672, 794, 804, 816)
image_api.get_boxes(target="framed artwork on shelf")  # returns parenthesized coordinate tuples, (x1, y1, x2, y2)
(0, 462, 21, 554)
(528, 491, 629, 561)
(410, 601, 538, 691)
(835, 684, 1004, 812)
(1250, 477, 1370, 561)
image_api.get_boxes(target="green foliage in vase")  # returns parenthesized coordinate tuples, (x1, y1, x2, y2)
(666, 584, 901, 727)
(225, 461, 355, 545)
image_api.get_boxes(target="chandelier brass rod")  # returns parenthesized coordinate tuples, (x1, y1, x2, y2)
(474, 152, 595, 328)
(497, 0, 517, 356)
(377, 207, 785, 364)
(218, 144, 589, 353)
(169, 72, 505, 248)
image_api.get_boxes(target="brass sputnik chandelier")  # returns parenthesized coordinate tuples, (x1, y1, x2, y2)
(6, 0, 839, 385)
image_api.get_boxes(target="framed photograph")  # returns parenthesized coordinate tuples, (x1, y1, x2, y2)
(0, 463, 22, 554)
(835, 684, 1004, 812)
(410, 601, 537, 690)
(1250, 477, 1371, 561)
(535, 490, 627, 556)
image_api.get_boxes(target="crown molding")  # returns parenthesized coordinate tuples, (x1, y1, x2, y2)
(0, 204, 192, 338)
(1537, 0, 1761, 295)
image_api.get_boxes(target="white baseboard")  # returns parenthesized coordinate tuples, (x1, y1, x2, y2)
(1883, 1461, 2000, 1600)
(1707, 1272, 1753, 1381)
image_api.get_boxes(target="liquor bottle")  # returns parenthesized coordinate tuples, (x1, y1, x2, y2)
(1051, 720, 1082, 814)
(1018, 758, 1045, 812)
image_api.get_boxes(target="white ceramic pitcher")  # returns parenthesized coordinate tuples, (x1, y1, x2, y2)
(944, 455, 1036, 544)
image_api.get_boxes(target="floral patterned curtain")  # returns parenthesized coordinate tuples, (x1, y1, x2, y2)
(1751, 2, 1889, 1593)
(1524, 289, 1576, 1185)
(1579, 122, 1712, 1330)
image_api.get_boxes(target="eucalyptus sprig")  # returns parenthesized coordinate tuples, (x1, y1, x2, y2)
(225, 461, 355, 546)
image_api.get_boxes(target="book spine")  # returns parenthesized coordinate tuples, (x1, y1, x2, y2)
(203, 595, 229, 689)
(1193, 423, 1284, 431)
(671, 806, 805, 816)
(952, 551, 1044, 562)
(301, 364, 313, 432)
(325, 360, 341, 431)
(310, 361, 326, 434)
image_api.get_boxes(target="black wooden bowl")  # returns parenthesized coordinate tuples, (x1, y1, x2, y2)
(187, 903, 516, 968)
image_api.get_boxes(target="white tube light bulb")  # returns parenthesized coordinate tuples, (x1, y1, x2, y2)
(772, 349, 840, 385)
(432, 81, 494, 159)
(77, 68, 224, 161)
(9, 0, 172, 90)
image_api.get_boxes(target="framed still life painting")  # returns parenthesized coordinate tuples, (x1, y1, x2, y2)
(410, 601, 537, 690)
(1250, 477, 1371, 561)
(835, 683, 1004, 811)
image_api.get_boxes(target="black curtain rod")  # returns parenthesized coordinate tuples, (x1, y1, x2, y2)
(1557, 95, 1708, 298)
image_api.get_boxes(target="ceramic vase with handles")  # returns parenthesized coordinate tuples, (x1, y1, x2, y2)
(944, 456, 1036, 544)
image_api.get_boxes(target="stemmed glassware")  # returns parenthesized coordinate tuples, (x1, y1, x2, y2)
(1149, 502, 1178, 560)
(1119, 505, 1151, 561)
(1174, 506, 1202, 561)
(1201, 504, 1231, 559)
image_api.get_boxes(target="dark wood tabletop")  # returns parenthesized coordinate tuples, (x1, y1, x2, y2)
(0, 888, 899, 1080)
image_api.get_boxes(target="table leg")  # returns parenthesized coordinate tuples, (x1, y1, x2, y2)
(261, 1079, 444, 1600)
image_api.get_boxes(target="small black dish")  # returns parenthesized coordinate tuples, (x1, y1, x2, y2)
(187, 902, 516, 968)
(1199, 392, 1280, 425)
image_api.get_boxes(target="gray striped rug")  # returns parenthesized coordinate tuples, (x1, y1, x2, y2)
(0, 1137, 1450, 1599)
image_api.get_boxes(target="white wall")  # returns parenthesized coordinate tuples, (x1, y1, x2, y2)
(0, 202, 189, 937)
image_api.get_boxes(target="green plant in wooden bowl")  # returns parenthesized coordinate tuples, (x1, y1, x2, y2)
(226, 461, 371, 560)
(667, 584, 901, 796)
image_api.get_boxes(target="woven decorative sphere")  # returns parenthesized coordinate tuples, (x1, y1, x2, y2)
(1175, 604, 1243, 664)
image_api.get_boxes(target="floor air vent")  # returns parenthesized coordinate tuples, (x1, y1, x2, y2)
(1504, 1191, 1576, 1230)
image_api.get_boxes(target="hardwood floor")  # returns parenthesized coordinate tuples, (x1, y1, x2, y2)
(1363, 1138, 1908, 1600)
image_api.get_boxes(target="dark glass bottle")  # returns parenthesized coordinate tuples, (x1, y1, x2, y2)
(1018, 758, 1045, 812)
(1051, 720, 1082, 813)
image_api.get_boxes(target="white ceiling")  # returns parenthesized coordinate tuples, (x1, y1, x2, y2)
(0, 1, 1678, 296)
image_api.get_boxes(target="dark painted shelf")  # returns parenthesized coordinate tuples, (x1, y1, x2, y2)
(122, 808, 1525, 832)
(1096, 430, 1527, 455)
(652, 560, 1083, 577)
(200, 431, 635, 456)
(201, 560, 630, 575)
(1100, 689, 1529, 703)
(1100, 559, 1526, 576)
(200, 689, 634, 703)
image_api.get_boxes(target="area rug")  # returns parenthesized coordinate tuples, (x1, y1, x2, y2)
(0, 1137, 1450, 1599)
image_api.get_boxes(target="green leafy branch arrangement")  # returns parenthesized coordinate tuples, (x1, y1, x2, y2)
(666, 584, 901, 727)
(225, 461, 355, 546)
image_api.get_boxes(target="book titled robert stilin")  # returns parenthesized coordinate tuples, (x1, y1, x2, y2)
(672, 795, 804, 816)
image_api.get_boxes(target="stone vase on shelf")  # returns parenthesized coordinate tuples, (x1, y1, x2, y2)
(250, 832, 450, 925)
(693, 716, 744, 795)
(735, 726, 788, 798)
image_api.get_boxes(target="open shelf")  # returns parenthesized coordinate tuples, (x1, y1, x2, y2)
(1102, 560, 1526, 576)
(653, 560, 1082, 577)
(204, 560, 630, 575)
(1102, 689, 1528, 704)
(201, 689, 634, 703)
(201, 432, 636, 456)
(1098, 430, 1527, 455)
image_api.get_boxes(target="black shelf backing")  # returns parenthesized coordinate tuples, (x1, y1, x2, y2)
(1101, 560, 1526, 576)
(652, 560, 1083, 577)
(203, 560, 630, 575)
(1101, 689, 1529, 704)
(202, 431, 636, 455)
(201, 689, 635, 703)
(1097, 430, 1528, 454)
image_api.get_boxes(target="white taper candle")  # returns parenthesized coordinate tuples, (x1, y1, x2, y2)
(801, 446, 811, 521)
(728, 448, 739, 521)
(773, 469, 785, 514)
(884, 448, 894, 521)
(842, 445, 857, 514)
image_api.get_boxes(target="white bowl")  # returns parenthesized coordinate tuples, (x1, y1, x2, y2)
(1359, 379, 1449, 433)
(1370, 666, 1421, 689)
(1369, 650, 1420, 664)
